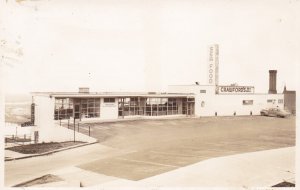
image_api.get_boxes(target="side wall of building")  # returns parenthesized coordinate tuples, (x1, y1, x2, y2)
(198, 94, 284, 116)
(34, 95, 55, 142)
(284, 92, 296, 114)
(168, 85, 284, 117)
(34, 95, 97, 143)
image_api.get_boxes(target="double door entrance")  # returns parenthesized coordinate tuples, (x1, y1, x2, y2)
(187, 102, 194, 115)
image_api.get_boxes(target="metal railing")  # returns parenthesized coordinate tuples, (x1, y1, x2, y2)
(5, 134, 35, 147)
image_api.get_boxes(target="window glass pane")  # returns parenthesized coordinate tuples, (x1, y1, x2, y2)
(54, 98, 74, 120)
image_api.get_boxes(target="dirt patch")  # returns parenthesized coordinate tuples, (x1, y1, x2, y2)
(14, 174, 63, 187)
(272, 181, 295, 187)
(6, 141, 85, 154)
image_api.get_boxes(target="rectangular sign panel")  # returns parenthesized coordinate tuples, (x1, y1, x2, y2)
(208, 44, 219, 86)
(218, 86, 255, 94)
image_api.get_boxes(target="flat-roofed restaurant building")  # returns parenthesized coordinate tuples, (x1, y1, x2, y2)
(31, 85, 283, 142)
(32, 91, 195, 122)
(31, 91, 196, 142)
(30, 84, 284, 143)
(30, 45, 288, 142)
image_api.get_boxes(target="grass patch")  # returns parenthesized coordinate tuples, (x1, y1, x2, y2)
(6, 141, 85, 154)
(14, 174, 63, 187)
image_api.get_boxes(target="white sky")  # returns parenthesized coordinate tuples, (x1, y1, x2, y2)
(1, 0, 299, 94)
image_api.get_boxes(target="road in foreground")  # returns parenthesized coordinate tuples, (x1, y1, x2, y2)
(5, 116, 295, 186)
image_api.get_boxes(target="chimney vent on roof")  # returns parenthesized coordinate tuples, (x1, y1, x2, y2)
(268, 70, 277, 94)
(79, 87, 89, 94)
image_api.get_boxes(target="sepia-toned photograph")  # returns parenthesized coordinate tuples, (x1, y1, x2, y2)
(0, 0, 298, 189)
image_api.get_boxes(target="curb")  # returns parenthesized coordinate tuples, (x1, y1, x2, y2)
(5, 141, 98, 162)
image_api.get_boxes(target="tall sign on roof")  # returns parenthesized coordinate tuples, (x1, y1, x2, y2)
(208, 44, 219, 86)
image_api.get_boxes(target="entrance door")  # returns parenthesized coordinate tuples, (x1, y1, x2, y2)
(187, 103, 194, 116)
(118, 98, 125, 118)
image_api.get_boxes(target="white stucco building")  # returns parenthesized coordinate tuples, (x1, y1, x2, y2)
(30, 45, 285, 142)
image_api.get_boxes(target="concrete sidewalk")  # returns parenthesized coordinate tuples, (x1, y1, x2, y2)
(14, 146, 295, 188)
(5, 149, 36, 160)
(5, 143, 130, 187)
(98, 147, 295, 187)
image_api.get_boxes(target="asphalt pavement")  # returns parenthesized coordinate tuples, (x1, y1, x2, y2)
(5, 116, 296, 187)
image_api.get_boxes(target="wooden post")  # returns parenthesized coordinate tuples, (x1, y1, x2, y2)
(89, 126, 90, 136)
(68, 119, 70, 129)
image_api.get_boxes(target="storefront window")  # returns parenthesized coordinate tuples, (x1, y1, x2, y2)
(118, 97, 189, 117)
(54, 98, 100, 120)
(54, 98, 74, 120)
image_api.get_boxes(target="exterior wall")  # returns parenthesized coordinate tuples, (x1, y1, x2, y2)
(99, 98, 118, 120)
(284, 92, 296, 114)
(200, 94, 284, 116)
(168, 85, 215, 116)
(34, 95, 97, 142)
(168, 85, 284, 117)
(33, 95, 55, 142)
(168, 85, 215, 94)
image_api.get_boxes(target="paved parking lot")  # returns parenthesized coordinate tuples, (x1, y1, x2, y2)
(76, 116, 295, 180)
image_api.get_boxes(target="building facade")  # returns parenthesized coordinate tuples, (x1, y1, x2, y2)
(168, 85, 283, 117)
(29, 44, 294, 142)
(283, 86, 296, 115)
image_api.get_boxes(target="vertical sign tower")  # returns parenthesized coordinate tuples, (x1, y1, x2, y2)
(208, 44, 219, 92)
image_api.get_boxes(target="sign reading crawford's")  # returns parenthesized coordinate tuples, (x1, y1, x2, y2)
(218, 86, 255, 94)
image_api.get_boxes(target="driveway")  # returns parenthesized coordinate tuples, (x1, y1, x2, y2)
(5, 116, 295, 186)
(76, 116, 295, 180)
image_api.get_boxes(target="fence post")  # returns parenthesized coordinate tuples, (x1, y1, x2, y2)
(78, 122, 79, 132)
(68, 119, 70, 129)
(73, 118, 76, 142)
(89, 126, 90, 136)
(15, 126, 18, 140)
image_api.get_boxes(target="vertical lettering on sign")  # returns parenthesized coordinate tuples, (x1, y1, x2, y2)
(208, 44, 219, 87)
